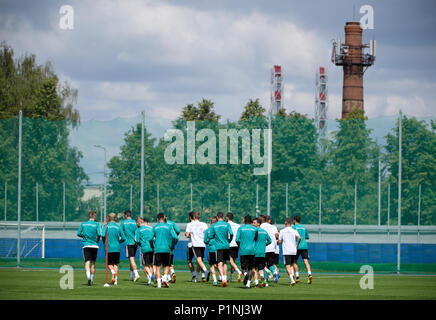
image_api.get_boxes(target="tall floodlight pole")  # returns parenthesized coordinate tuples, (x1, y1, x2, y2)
(378, 159, 381, 226)
(387, 183, 390, 238)
(190, 183, 193, 211)
(140, 111, 145, 218)
(94, 145, 107, 223)
(354, 183, 357, 238)
(4, 182, 7, 221)
(267, 111, 272, 216)
(397, 110, 402, 274)
(63, 182, 66, 227)
(17, 110, 22, 268)
(130, 184, 133, 212)
(418, 184, 421, 242)
(255, 184, 259, 217)
(319, 184, 322, 225)
(285, 183, 288, 218)
(228, 184, 231, 212)
(36, 182, 39, 223)
(157, 183, 160, 214)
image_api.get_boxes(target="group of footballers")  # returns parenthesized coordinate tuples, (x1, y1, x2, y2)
(77, 209, 312, 289)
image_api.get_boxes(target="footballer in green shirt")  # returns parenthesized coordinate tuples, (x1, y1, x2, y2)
(152, 213, 179, 288)
(120, 210, 140, 282)
(164, 214, 181, 283)
(204, 216, 219, 285)
(77, 210, 101, 286)
(102, 213, 126, 286)
(135, 217, 154, 286)
(292, 215, 312, 284)
(253, 218, 272, 288)
(235, 215, 258, 288)
(208, 212, 233, 287)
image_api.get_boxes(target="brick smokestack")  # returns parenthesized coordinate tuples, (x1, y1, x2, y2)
(342, 22, 364, 119)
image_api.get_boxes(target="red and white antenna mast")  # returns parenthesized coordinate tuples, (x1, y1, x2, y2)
(315, 67, 328, 148)
(270, 65, 283, 114)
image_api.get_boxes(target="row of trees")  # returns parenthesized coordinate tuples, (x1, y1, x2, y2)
(0, 42, 435, 225)
(106, 99, 436, 225)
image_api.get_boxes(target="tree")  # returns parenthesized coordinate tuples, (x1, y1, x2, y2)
(0, 42, 87, 221)
(385, 115, 436, 225)
(240, 99, 265, 120)
(179, 98, 221, 123)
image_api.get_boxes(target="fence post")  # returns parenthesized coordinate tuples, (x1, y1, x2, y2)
(256, 184, 259, 217)
(378, 159, 381, 226)
(63, 182, 66, 229)
(228, 184, 231, 212)
(354, 183, 357, 238)
(319, 184, 322, 240)
(387, 183, 390, 239)
(418, 184, 421, 243)
(36, 182, 39, 224)
(397, 110, 402, 274)
(130, 184, 133, 212)
(190, 183, 193, 212)
(4, 181, 6, 222)
(157, 183, 160, 214)
(17, 110, 22, 268)
(285, 183, 288, 218)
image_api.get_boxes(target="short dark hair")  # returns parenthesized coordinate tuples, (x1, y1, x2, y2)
(293, 215, 301, 223)
(194, 211, 200, 220)
(136, 217, 143, 224)
(244, 215, 252, 224)
(266, 215, 272, 223)
(124, 210, 132, 217)
(258, 215, 266, 224)
(188, 211, 194, 220)
(210, 216, 217, 224)
(157, 213, 165, 221)
(285, 217, 293, 226)
(142, 217, 148, 223)
(253, 218, 260, 225)
(216, 212, 224, 219)
(89, 211, 97, 218)
(226, 212, 234, 221)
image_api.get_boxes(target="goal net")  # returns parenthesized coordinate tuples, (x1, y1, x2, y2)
(0, 223, 45, 259)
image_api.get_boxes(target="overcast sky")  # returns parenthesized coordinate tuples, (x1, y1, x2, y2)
(1, 0, 436, 122)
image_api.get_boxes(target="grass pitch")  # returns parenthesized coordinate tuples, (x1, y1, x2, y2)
(0, 268, 435, 300)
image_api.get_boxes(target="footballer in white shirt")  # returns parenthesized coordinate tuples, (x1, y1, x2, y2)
(185, 211, 210, 282)
(259, 215, 280, 282)
(278, 217, 301, 286)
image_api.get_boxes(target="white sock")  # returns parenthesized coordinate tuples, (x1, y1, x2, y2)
(308, 270, 311, 276)
(219, 275, 222, 281)
(157, 278, 162, 288)
(130, 271, 133, 279)
(223, 275, 227, 282)
(247, 280, 251, 287)
(202, 266, 208, 272)
(111, 269, 115, 275)
(192, 271, 196, 277)
(295, 271, 299, 278)
(236, 269, 242, 275)
(134, 269, 139, 277)
(196, 271, 199, 279)
(212, 274, 217, 282)
(254, 279, 259, 285)
(91, 274, 94, 281)
(171, 268, 175, 275)
(201, 272, 205, 278)
(290, 274, 295, 283)
(86, 271, 91, 280)
(292, 270, 295, 276)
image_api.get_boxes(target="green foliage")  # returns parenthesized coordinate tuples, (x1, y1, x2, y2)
(0, 42, 87, 221)
(240, 99, 265, 120)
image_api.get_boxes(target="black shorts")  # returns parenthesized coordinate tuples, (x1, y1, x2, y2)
(216, 249, 230, 263)
(193, 247, 205, 260)
(240, 255, 255, 270)
(169, 253, 174, 266)
(229, 246, 239, 260)
(265, 252, 275, 268)
(274, 253, 279, 265)
(208, 252, 217, 266)
(153, 253, 170, 267)
(283, 254, 297, 266)
(140, 252, 153, 265)
(296, 249, 309, 261)
(187, 247, 195, 261)
(125, 245, 138, 258)
(83, 247, 98, 262)
(255, 257, 266, 270)
(108, 252, 120, 265)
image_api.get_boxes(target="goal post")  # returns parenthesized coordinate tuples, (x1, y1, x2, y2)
(0, 222, 46, 259)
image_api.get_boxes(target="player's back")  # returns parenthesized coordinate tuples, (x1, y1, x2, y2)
(187, 220, 208, 247)
(77, 220, 101, 247)
(103, 222, 125, 253)
(260, 222, 278, 253)
(292, 224, 309, 250)
(153, 222, 178, 253)
(228, 221, 240, 247)
(279, 227, 299, 255)
(136, 225, 154, 253)
(254, 228, 271, 257)
(120, 218, 137, 245)
(167, 219, 181, 235)
(210, 220, 232, 250)
(236, 224, 258, 255)
(204, 227, 216, 252)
